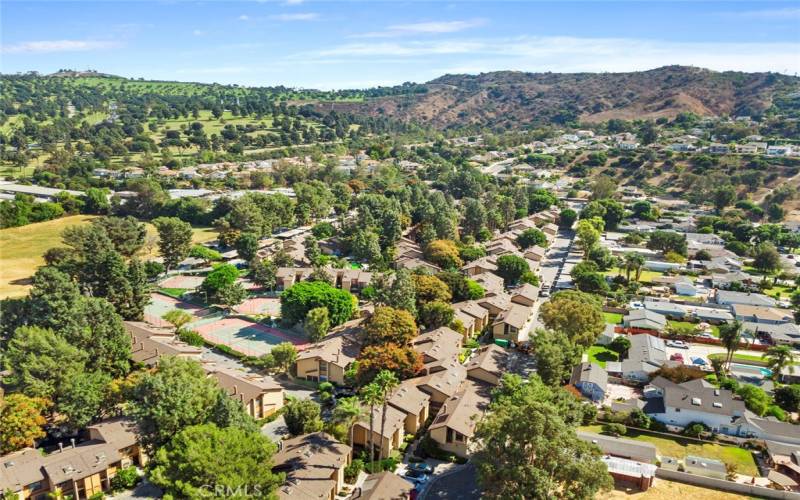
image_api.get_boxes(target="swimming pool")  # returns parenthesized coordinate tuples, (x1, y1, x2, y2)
(731, 363, 773, 378)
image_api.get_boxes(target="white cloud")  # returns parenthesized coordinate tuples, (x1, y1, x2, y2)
(192, 29, 207, 36)
(238, 15, 250, 21)
(1, 39, 120, 54)
(270, 12, 318, 21)
(284, 0, 305, 5)
(298, 35, 800, 74)
(353, 19, 485, 38)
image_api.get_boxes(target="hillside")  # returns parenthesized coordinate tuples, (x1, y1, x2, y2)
(320, 66, 800, 129)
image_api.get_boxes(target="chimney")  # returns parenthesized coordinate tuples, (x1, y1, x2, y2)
(70, 438, 76, 449)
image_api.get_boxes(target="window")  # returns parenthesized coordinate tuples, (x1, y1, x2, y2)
(446, 428, 454, 443)
(454, 432, 465, 443)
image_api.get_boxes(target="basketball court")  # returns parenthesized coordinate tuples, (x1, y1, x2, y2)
(189, 316, 308, 357)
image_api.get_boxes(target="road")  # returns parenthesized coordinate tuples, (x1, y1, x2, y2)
(531, 229, 576, 331)
(420, 463, 481, 500)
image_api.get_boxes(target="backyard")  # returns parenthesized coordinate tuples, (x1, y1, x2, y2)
(604, 312, 624, 324)
(580, 425, 758, 476)
(587, 345, 619, 367)
(603, 267, 664, 283)
(667, 320, 720, 338)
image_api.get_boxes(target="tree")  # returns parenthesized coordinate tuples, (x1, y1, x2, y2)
(92, 216, 147, 257)
(216, 282, 247, 310)
(190, 245, 222, 264)
(599, 199, 625, 230)
(590, 175, 617, 201)
(357, 343, 423, 384)
(631, 201, 656, 220)
(495, 254, 530, 286)
(412, 274, 452, 306)
(609, 336, 631, 357)
(418, 301, 455, 329)
(646, 230, 687, 256)
(752, 243, 781, 275)
(713, 185, 737, 213)
(473, 375, 613, 499)
(58, 370, 111, 431)
(718, 320, 743, 371)
(3, 326, 87, 399)
(128, 357, 250, 450)
(0, 394, 48, 454)
(424, 239, 462, 269)
(280, 281, 356, 326)
(531, 330, 582, 386)
(374, 269, 416, 314)
(304, 235, 322, 265)
(575, 219, 600, 257)
(270, 342, 298, 375)
(153, 217, 193, 271)
(351, 229, 382, 264)
(763, 345, 794, 380)
(626, 409, 652, 429)
(462, 198, 487, 238)
(540, 294, 604, 347)
(375, 370, 400, 459)
(737, 384, 770, 416)
(516, 228, 547, 249)
(774, 385, 800, 413)
(624, 252, 646, 282)
(587, 245, 615, 271)
(283, 398, 324, 436)
(201, 263, 240, 299)
(361, 383, 382, 467)
(124, 258, 150, 321)
(305, 307, 331, 343)
(250, 257, 277, 290)
(332, 397, 364, 447)
(149, 423, 282, 499)
(364, 306, 417, 346)
(436, 271, 484, 301)
(559, 208, 577, 229)
(163, 309, 192, 332)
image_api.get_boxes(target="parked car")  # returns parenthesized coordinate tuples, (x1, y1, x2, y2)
(666, 340, 689, 349)
(698, 332, 715, 339)
(629, 301, 644, 309)
(407, 462, 434, 474)
(670, 353, 684, 362)
(405, 469, 430, 486)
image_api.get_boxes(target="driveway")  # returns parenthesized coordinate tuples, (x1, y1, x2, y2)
(420, 463, 481, 500)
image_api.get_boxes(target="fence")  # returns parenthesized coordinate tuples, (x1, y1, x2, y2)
(656, 469, 800, 499)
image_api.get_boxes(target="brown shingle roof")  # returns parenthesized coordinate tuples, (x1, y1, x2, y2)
(465, 344, 510, 381)
(429, 380, 492, 437)
(387, 379, 431, 416)
(493, 303, 532, 329)
(273, 432, 351, 500)
(296, 318, 364, 367)
(360, 471, 414, 500)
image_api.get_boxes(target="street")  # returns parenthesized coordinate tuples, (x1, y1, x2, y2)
(531, 229, 575, 331)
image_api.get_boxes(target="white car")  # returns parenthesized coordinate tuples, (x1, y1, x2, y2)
(629, 301, 644, 310)
(666, 340, 689, 349)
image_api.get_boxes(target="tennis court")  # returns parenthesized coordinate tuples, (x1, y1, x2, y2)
(235, 297, 281, 316)
(144, 293, 211, 327)
(191, 316, 308, 357)
(159, 275, 205, 289)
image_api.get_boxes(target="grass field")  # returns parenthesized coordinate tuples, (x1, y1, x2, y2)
(0, 216, 218, 298)
(587, 345, 618, 367)
(0, 215, 97, 298)
(581, 425, 758, 475)
(604, 312, 623, 324)
(708, 353, 776, 365)
(604, 267, 664, 283)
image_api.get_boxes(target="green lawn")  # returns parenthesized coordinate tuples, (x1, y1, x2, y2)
(580, 425, 758, 475)
(603, 267, 664, 283)
(667, 320, 720, 337)
(708, 353, 772, 365)
(761, 284, 795, 300)
(603, 312, 623, 324)
(158, 288, 189, 298)
(587, 345, 618, 367)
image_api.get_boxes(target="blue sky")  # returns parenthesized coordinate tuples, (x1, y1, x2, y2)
(2, 1, 799, 89)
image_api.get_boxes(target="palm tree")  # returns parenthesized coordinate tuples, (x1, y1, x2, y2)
(763, 345, 795, 381)
(624, 253, 646, 282)
(332, 397, 364, 448)
(360, 382, 382, 470)
(375, 370, 400, 460)
(718, 320, 743, 371)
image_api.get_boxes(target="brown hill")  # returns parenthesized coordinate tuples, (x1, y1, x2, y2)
(322, 66, 799, 129)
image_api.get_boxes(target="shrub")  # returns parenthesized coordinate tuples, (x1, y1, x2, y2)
(626, 409, 651, 429)
(683, 422, 708, 438)
(178, 330, 205, 347)
(602, 423, 626, 437)
(111, 466, 140, 491)
(344, 459, 363, 483)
